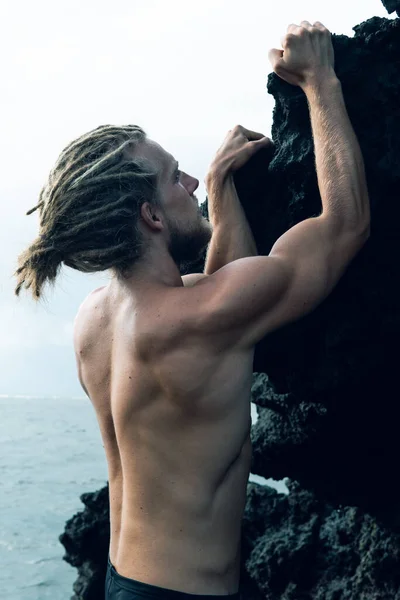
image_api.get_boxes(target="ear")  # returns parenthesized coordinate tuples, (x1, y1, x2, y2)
(140, 202, 163, 231)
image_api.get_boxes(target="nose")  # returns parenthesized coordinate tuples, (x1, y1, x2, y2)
(181, 171, 199, 196)
(189, 175, 199, 195)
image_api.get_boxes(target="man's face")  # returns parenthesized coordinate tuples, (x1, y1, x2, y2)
(137, 139, 213, 270)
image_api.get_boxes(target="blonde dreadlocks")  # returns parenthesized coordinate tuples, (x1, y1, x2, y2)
(14, 124, 162, 301)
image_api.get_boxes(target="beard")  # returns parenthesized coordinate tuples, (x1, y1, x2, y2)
(166, 212, 213, 272)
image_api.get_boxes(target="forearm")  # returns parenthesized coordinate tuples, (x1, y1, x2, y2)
(304, 75, 370, 233)
(204, 172, 258, 274)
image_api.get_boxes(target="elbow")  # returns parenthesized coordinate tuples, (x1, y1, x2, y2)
(343, 221, 371, 257)
(357, 219, 371, 242)
(341, 214, 371, 245)
(354, 199, 371, 240)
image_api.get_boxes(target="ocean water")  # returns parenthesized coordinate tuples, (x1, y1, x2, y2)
(0, 396, 108, 599)
(0, 396, 283, 600)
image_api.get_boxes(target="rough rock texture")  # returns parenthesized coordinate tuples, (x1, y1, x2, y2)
(60, 6, 400, 599)
(59, 486, 110, 600)
(381, 0, 400, 16)
(234, 13, 400, 514)
(240, 480, 400, 600)
(194, 14, 400, 514)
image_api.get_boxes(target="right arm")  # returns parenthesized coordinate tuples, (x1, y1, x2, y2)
(303, 74, 370, 231)
(194, 22, 370, 349)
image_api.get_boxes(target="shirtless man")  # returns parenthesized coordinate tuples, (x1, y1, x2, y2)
(71, 21, 370, 600)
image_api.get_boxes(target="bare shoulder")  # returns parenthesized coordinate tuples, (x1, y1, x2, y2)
(177, 256, 292, 351)
(181, 273, 209, 288)
(73, 286, 106, 344)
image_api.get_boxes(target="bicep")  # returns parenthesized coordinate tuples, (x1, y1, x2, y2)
(196, 256, 293, 349)
(198, 217, 354, 349)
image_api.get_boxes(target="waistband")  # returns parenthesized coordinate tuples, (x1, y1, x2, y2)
(107, 555, 241, 599)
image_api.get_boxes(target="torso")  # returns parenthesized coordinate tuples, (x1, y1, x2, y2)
(74, 282, 254, 595)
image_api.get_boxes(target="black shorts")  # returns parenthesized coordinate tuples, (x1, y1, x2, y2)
(105, 556, 241, 600)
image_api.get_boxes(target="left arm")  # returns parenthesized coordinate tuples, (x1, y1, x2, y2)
(183, 125, 268, 284)
(203, 171, 258, 275)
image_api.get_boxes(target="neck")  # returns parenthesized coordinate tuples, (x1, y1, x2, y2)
(110, 254, 183, 294)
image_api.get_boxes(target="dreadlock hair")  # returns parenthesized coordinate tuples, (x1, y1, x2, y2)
(14, 124, 163, 302)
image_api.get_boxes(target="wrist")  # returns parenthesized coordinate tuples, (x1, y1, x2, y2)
(205, 164, 233, 189)
(302, 70, 341, 96)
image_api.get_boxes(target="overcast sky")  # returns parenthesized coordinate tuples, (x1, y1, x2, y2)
(0, 0, 394, 397)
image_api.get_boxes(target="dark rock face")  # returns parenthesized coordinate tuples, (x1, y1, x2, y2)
(240, 481, 400, 600)
(235, 14, 400, 514)
(381, 0, 400, 16)
(59, 486, 110, 600)
(60, 7, 400, 600)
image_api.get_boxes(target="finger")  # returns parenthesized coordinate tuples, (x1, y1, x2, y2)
(268, 47, 284, 70)
(280, 33, 297, 48)
(287, 23, 300, 34)
(313, 21, 328, 31)
(239, 127, 266, 141)
(252, 137, 272, 148)
(300, 20, 313, 30)
(247, 138, 272, 159)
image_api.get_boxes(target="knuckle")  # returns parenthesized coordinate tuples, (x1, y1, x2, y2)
(284, 33, 295, 44)
(314, 21, 327, 31)
(310, 27, 322, 37)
